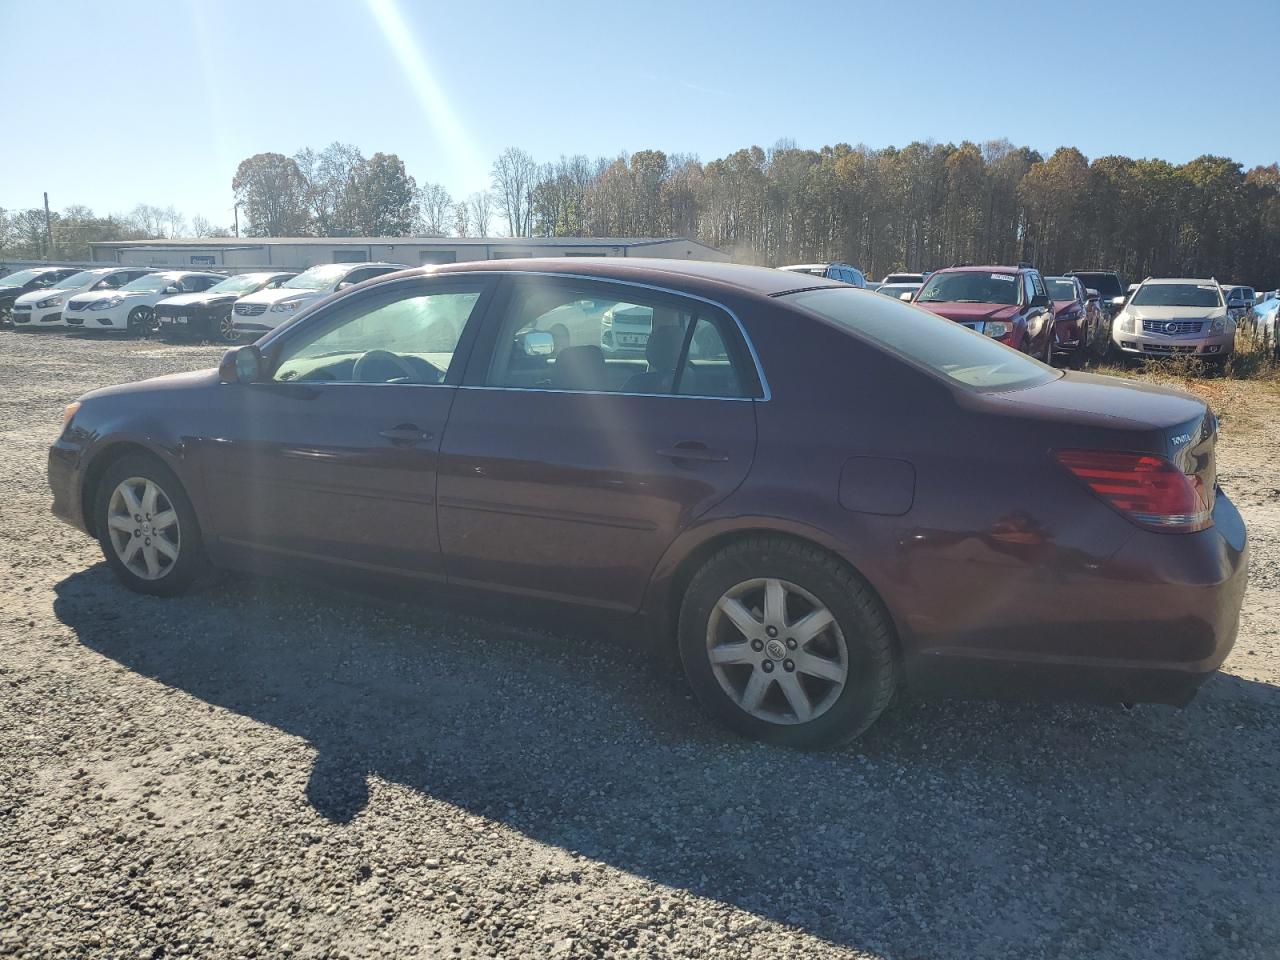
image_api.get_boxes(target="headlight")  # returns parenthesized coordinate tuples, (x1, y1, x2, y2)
(1115, 312, 1133, 333)
(36, 295, 63, 308)
(600, 314, 612, 327)
(89, 297, 123, 310)
(61, 401, 81, 429)
(985, 321, 1010, 339)
(1211, 318, 1225, 334)
(270, 300, 302, 313)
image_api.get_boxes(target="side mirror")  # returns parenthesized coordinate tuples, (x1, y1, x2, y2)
(164, 285, 180, 294)
(1110, 295, 1127, 307)
(1031, 293, 1050, 308)
(518, 330, 555, 357)
(219, 344, 266, 384)
(336, 281, 354, 291)
(1085, 288, 1099, 302)
(898, 291, 914, 302)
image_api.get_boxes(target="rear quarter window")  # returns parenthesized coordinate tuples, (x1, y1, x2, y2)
(783, 287, 1060, 392)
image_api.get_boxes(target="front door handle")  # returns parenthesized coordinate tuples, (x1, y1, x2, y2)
(657, 441, 729, 463)
(379, 424, 433, 446)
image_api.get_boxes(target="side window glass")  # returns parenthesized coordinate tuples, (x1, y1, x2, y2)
(484, 281, 751, 398)
(97, 276, 120, 290)
(1022, 274, 1035, 304)
(676, 317, 746, 398)
(272, 286, 484, 385)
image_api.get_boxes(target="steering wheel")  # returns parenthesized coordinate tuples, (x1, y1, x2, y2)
(352, 349, 418, 383)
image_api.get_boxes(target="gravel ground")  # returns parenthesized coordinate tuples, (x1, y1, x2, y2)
(2, 328, 1278, 960)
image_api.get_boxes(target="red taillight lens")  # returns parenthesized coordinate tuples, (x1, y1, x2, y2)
(1053, 449, 1212, 533)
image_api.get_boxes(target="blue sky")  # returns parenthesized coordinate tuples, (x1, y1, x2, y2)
(1, 0, 1276, 230)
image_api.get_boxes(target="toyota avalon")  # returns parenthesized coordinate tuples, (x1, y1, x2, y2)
(48, 259, 1248, 746)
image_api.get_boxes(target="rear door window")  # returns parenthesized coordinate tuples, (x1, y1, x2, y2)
(476, 278, 759, 398)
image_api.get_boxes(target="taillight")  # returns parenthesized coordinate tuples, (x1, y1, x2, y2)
(1053, 449, 1212, 533)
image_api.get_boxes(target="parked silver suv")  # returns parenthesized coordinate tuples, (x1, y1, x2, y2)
(1111, 278, 1235, 359)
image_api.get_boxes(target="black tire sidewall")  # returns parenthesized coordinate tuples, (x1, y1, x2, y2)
(678, 540, 895, 748)
(94, 454, 203, 597)
(127, 306, 152, 338)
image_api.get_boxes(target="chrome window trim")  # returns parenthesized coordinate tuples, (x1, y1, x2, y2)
(255, 269, 772, 401)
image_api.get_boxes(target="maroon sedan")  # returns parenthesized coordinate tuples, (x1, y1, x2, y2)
(48, 259, 1248, 747)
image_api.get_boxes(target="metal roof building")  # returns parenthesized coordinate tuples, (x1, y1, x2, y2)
(88, 236, 729, 271)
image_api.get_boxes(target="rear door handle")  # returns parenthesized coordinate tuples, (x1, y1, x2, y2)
(379, 424, 433, 446)
(657, 441, 729, 463)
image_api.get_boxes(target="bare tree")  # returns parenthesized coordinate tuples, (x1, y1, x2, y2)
(160, 205, 188, 238)
(453, 201, 471, 238)
(491, 147, 537, 236)
(468, 191, 493, 237)
(128, 204, 166, 238)
(417, 182, 453, 236)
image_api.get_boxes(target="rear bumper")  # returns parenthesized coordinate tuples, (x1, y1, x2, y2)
(905, 491, 1249, 706)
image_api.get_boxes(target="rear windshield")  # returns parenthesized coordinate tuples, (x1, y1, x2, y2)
(1131, 283, 1222, 308)
(916, 271, 1019, 306)
(1071, 273, 1123, 298)
(783, 287, 1059, 392)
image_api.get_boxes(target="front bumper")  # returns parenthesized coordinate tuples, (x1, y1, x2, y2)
(49, 435, 89, 534)
(64, 304, 131, 331)
(1112, 328, 1234, 357)
(13, 303, 65, 326)
(156, 309, 217, 336)
(906, 491, 1249, 706)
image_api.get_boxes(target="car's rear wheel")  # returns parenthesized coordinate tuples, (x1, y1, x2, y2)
(217, 315, 241, 344)
(126, 306, 154, 338)
(94, 454, 203, 596)
(678, 536, 896, 748)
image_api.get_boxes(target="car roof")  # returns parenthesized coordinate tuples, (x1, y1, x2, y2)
(1142, 277, 1218, 285)
(933, 265, 1022, 274)
(433, 257, 846, 297)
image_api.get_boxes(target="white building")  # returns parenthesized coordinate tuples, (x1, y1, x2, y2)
(88, 236, 728, 271)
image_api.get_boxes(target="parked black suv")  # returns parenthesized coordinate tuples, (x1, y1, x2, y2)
(0, 266, 83, 325)
(1067, 270, 1127, 317)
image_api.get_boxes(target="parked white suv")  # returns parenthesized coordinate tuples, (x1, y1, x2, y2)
(63, 271, 225, 335)
(1111, 278, 1235, 359)
(11, 267, 154, 328)
(231, 262, 408, 337)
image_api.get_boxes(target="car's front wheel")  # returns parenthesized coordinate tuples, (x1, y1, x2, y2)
(678, 537, 897, 748)
(94, 454, 203, 596)
(126, 306, 154, 337)
(216, 314, 241, 344)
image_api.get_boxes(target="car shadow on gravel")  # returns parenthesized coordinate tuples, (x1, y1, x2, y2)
(55, 565, 1280, 958)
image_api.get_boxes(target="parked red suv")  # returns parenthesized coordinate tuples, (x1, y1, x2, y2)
(913, 265, 1056, 363)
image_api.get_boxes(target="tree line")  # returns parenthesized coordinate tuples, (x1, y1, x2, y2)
(6, 139, 1279, 286)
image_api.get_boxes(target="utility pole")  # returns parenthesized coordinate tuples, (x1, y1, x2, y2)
(42, 192, 53, 260)
(233, 202, 240, 238)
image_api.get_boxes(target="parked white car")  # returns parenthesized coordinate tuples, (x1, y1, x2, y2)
(231, 262, 407, 337)
(1111, 278, 1235, 360)
(11, 267, 154, 328)
(62, 271, 225, 335)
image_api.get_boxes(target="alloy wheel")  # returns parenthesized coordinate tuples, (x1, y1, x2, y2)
(217, 315, 240, 343)
(105, 476, 181, 580)
(705, 577, 848, 725)
(128, 306, 154, 337)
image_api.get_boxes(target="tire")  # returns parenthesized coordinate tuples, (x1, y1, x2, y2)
(678, 536, 897, 748)
(1042, 327, 1055, 365)
(93, 454, 204, 597)
(126, 306, 154, 338)
(216, 313, 241, 344)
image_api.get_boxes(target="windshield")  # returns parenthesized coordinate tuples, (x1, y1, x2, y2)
(785, 287, 1058, 391)
(208, 274, 264, 295)
(52, 270, 106, 289)
(0, 269, 46, 287)
(121, 274, 177, 293)
(916, 271, 1019, 305)
(1071, 273, 1123, 298)
(1047, 279, 1078, 299)
(1131, 283, 1222, 308)
(284, 264, 348, 290)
